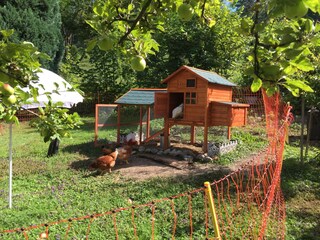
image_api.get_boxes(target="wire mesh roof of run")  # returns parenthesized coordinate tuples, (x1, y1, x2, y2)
(115, 88, 167, 105)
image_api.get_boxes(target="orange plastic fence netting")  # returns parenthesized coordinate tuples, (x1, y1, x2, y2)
(1, 90, 292, 239)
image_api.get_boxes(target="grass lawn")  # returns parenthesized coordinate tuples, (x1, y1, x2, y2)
(0, 117, 319, 239)
(282, 145, 320, 240)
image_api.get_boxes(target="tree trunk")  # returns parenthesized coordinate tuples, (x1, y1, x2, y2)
(47, 138, 60, 157)
(300, 96, 305, 163)
(309, 110, 320, 141)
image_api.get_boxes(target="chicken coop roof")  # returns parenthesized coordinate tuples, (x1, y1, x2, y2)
(162, 65, 237, 87)
(115, 88, 167, 105)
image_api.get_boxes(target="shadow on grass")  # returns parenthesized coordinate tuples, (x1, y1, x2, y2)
(62, 141, 100, 158)
(281, 157, 320, 200)
(282, 155, 320, 240)
(287, 209, 320, 240)
(68, 157, 106, 178)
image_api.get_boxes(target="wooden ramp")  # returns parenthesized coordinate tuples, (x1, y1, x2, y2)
(136, 153, 189, 170)
(143, 129, 164, 143)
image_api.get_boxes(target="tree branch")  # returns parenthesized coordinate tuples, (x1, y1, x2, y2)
(21, 107, 41, 117)
(200, 0, 207, 20)
(252, 0, 261, 79)
(257, 38, 302, 50)
(118, 0, 153, 45)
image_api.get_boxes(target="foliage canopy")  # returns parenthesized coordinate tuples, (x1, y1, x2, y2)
(86, 0, 320, 96)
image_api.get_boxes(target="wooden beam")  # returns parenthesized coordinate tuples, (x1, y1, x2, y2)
(168, 119, 205, 126)
(203, 105, 209, 153)
(146, 105, 151, 139)
(144, 128, 164, 143)
(139, 105, 143, 144)
(94, 104, 99, 147)
(117, 105, 121, 144)
(190, 124, 195, 144)
(227, 126, 231, 140)
(164, 118, 170, 149)
(244, 107, 248, 125)
(164, 92, 171, 149)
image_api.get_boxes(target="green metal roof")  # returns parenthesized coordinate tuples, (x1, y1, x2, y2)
(185, 66, 237, 87)
(115, 89, 167, 105)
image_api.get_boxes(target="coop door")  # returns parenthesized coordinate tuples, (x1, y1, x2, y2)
(169, 93, 184, 118)
(154, 92, 168, 119)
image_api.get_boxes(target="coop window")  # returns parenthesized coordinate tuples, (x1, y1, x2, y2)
(186, 92, 197, 104)
(186, 79, 196, 88)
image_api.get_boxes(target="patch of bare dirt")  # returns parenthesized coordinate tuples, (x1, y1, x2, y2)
(113, 156, 220, 181)
(112, 142, 256, 181)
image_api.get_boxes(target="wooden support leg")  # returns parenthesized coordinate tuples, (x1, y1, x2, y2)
(146, 106, 151, 139)
(190, 124, 195, 145)
(164, 119, 170, 149)
(117, 105, 121, 144)
(139, 105, 143, 145)
(227, 127, 231, 140)
(203, 126, 208, 153)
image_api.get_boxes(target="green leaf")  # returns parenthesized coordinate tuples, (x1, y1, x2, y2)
(261, 35, 276, 45)
(310, 35, 320, 46)
(304, 19, 314, 33)
(285, 79, 314, 92)
(247, 55, 254, 62)
(280, 34, 297, 45)
(261, 64, 281, 79)
(283, 83, 300, 96)
(284, 48, 305, 60)
(290, 57, 314, 71)
(0, 29, 14, 38)
(302, 0, 320, 13)
(209, 18, 216, 28)
(283, 65, 297, 75)
(12, 115, 19, 125)
(85, 20, 99, 31)
(269, 0, 285, 18)
(92, 1, 103, 15)
(284, 0, 308, 19)
(244, 66, 254, 75)
(240, 19, 251, 34)
(38, 107, 45, 115)
(265, 85, 279, 96)
(86, 39, 97, 52)
(251, 78, 262, 92)
(128, 3, 134, 13)
(117, 22, 126, 32)
(156, 25, 165, 32)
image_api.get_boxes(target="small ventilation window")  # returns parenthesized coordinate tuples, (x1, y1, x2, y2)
(186, 92, 197, 104)
(186, 79, 196, 88)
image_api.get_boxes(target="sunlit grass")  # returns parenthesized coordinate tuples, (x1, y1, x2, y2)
(0, 117, 319, 239)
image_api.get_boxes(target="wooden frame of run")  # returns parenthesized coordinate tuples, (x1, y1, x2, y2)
(94, 104, 152, 147)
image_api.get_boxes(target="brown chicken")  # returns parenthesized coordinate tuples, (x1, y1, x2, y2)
(89, 148, 119, 174)
(101, 145, 115, 155)
(102, 141, 135, 165)
(117, 145, 133, 164)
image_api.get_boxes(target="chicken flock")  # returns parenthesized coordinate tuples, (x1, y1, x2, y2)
(89, 132, 139, 174)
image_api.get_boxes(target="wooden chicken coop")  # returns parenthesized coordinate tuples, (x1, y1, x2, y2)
(154, 65, 249, 152)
